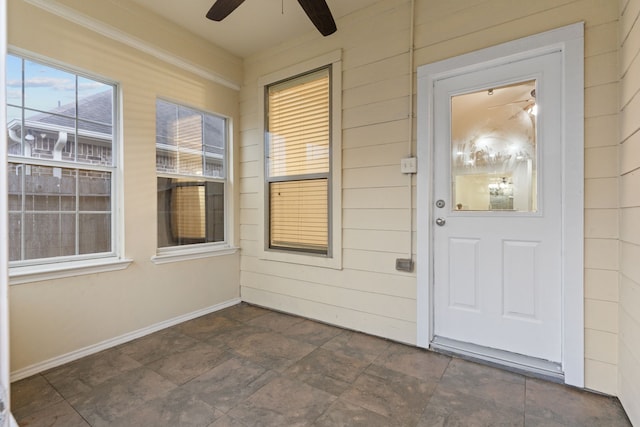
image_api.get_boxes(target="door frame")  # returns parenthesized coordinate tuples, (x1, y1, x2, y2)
(416, 23, 585, 387)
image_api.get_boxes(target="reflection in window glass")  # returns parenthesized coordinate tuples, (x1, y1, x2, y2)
(155, 100, 227, 249)
(451, 80, 537, 212)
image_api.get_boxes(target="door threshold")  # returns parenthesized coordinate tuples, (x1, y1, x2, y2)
(431, 336, 564, 383)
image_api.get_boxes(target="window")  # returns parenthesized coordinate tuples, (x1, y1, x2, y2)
(155, 99, 227, 249)
(266, 67, 331, 255)
(6, 54, 117, 265)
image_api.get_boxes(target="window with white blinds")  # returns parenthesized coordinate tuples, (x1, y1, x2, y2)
(266, 67, 331, 255)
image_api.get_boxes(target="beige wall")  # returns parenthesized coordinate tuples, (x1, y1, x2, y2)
(7, 0, 242, 374)
(240, 0, 621, 395)
(619, 0, 640, 424)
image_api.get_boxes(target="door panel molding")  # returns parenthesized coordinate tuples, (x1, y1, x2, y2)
(416, 23, 584, 387)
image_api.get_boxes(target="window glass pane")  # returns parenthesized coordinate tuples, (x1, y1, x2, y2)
(24, 213, 76, 260)
(156, 100, 177, 147)
(24, 59, 76, 116)
(267, 68, 330, 178)
(6, 55, 23, 107)
(78, 78, 113, 125)
(7, 106, 23, 156)
(157, 178, 224, 248)
(8, 163, 22, 211)
(269, 178, 328, 254)
(79, 213, 111, 254)
(79, 170, 111, 211)
(25, 166, 76, 212)
(8, 213, 22, 262)
(451, 80, 537, 212)
(77, 126, 112, 166)
(204, 114, 225, 178)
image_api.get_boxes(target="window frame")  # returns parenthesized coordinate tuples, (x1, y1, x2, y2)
(257, 50, 342, 269)
(266, 66, 332, 256)
(6, 50, 131, 284)
(153, 98, 234, 263)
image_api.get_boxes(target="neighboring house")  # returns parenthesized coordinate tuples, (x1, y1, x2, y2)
(3, 0, 639, 425)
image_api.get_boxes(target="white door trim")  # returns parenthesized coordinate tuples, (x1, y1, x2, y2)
(416, 23, 585, 387)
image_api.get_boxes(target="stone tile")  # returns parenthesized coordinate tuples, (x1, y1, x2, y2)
(183, 356, 277, 413)
(314, 400, 396, 427)
(374, 342, 451, 382)
(285, 348, 369, 396)
(203, 323, 268, 346)
(341, 364, 436, 426)
(14, 400, 90, 427)
(321, 331, 390, 363)
(226, 330, 316, 372)
(43, 348, 141, 399)
(175, 313, 244, 341)
(418, 387, 524, 427)
(147, 341, 231, 385)
(208, 415, 250, 426)
(436, 358, 525, 410)
(247, 310, 306, 333)
(108, 387, 222, 427)
(67, 366, 177, 426)
(228, 376, 336, 426)
(11, 375, 65, 422)
(219, 303, 271, 323)
(525, 378, 632, 427)
(282, 319, 344, 346)
(524, 414, 569, 427)
(118, 328, 201, 365)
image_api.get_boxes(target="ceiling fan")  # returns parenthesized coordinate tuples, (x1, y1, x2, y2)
(206, 0, 337, 36)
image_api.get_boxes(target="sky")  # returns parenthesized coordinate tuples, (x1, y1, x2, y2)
(6, 54, 112, 123)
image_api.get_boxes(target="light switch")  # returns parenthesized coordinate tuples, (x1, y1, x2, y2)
(400, 157, 417, 174)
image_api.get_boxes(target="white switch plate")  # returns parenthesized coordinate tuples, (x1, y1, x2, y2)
(400, 157, 417, 173)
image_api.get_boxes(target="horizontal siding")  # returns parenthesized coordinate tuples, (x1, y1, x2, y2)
(238, 0, 627, 396)
(619, 0, 640, 422)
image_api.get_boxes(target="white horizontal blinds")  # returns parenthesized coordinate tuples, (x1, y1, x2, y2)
(270, 179, 328, 252)
(267, 67, 331, 254)
(268, 68, 330, 177)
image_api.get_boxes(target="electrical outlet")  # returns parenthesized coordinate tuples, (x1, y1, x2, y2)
(400, 157, 417, 174)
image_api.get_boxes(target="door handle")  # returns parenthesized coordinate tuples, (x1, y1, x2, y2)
(435, 218, 446, 226)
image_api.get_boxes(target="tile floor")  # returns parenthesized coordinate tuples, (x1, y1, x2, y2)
(11, 303, 632, 426)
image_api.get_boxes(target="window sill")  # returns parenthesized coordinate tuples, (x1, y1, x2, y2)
(151, 245, 238, 265)
(9, 257, 133, 285)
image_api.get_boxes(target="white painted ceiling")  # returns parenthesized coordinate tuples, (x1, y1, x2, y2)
(127, 0, 381, 58)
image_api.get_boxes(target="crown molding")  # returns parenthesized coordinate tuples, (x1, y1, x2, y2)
(21, 0, 241, 91)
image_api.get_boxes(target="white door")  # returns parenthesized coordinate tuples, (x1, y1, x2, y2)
(432, 51, 563, 364)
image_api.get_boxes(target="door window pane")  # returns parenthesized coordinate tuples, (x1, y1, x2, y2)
(451, 80, 537, 212)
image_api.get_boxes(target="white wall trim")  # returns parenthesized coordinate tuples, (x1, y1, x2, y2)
(21, 0, 241, 91)
(416, 22, 584, 387)
(151, 246, 239, 265)
(9, 257, 133, 286)
(10, 298, 241, 382)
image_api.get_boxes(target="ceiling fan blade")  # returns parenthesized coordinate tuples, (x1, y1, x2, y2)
(297, 0, 337, 36)
(206, 0, 245, 21)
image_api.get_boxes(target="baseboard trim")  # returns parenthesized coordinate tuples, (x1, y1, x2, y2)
(10, 298, 241, 382)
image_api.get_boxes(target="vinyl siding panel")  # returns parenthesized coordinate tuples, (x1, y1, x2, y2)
(619, 0, 640, 422)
